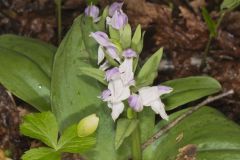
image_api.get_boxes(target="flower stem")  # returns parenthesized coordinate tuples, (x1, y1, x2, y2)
(130, 111, 142, 160)
(55, 0, 62, 44)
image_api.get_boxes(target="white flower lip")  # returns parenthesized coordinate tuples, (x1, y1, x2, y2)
(130, 85, 173, 120)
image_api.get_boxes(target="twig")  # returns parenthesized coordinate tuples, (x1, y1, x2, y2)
(141, 89, 234, 150)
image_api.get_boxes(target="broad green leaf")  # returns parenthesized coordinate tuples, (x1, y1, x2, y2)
(22, 147, 61, 160)
(51, 16, 119, 160)
(0, 47, 50, 111)
(120, 24, 132, 49)
(0, 34, 56, 77)
(51, 16, 101, 129)
(131, 25, 142, 52)
(57, 124, 96, 153)
(115, 118, 139, 149)
(136, 48, 163, 88)
(221, 0, 240, 10)
(144, 107, 240, 160)
(202, 8, 217, 37)
(162, 76, 221, 110)
(78, 67, 107, 85)
(20, 112, 58, 149)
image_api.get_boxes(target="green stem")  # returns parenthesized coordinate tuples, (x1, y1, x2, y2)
(56, 0, 62, 44)
(129, 110, 142, 160)
(201, 11, 226, 69)
(201, 35, 213, 69)
(216, 13, 224, 28)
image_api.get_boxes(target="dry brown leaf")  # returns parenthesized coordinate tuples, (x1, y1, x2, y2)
(176, 144, 197, 160)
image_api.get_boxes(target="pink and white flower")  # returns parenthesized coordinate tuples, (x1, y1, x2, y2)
(128, 86, 173, 120)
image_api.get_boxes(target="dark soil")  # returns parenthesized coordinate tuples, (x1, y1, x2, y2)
(0, 0, 240, 159)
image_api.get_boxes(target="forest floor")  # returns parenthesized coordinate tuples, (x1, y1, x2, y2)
(0, 0, 240, 159)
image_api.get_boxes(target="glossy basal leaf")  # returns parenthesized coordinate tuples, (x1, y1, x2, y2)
(0, 47, 51, 111)
(115, 118, 139, 149)
(57, 124, 96, 153)
(51, 15, 101, 129)
(162, 76, 221, 110)
(21, 147, 61, 160)
(51, 16, 119, 160)
(78, 67, 107, 85)
(0, 34, 56, 77)
(136, 48, 163, 88)
(143, 107, 240, 160)
(20, 112, 58, 149)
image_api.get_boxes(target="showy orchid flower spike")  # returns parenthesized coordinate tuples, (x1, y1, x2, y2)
(87, 2, 173, 121)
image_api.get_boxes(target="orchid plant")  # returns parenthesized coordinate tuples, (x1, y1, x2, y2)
(86, 2, 172, 122)
(0, 1, 240, 160)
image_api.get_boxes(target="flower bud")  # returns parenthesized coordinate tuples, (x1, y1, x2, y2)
(107, 10, 128, 30)
(84, 5, 100, 22)
(90, 31, 114, 47)
(109, 2, 123, 16)
(77, 114, 99, 137)
(123, 49, 137, 58)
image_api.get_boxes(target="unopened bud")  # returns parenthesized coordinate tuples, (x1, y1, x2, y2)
(84, 5, 100, 22)
(109, 2, 123, 16)
(107, 10, 128, 30)
(77, 114, 99, 137)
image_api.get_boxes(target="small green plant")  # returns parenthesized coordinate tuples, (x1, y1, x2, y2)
(201, 0, 240, 68)
(20, 112, 98, 160)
